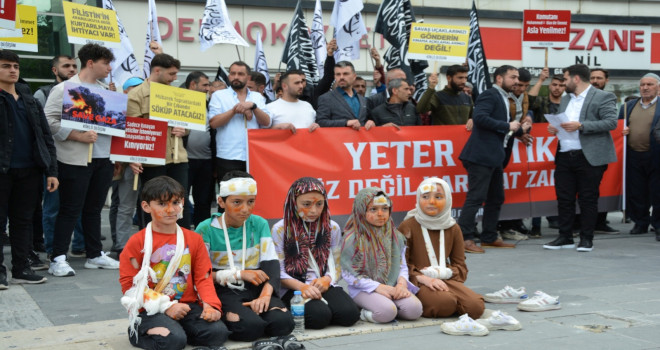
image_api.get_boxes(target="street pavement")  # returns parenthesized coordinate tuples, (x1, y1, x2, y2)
(1, 210, 659, 350)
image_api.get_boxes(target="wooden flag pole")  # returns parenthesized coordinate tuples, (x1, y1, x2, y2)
(544, 47, 549, 68)
(88, 144, 93, 163)
(133, 173, 139, 191)
(173, 137, 179, 161)
(621, 103, 628, 222)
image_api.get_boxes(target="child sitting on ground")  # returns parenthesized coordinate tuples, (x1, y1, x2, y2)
(195, 171, 295, 342)
(119, 176, 229, 350)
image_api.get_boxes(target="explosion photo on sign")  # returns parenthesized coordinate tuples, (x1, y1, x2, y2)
(61, 82, 128, 134)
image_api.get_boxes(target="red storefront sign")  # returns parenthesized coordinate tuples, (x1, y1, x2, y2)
(523, 10, 571, 47)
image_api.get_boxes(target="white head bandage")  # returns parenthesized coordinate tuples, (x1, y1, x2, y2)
(372, 195, 390, 207)
(419, 182, 437, 194)
(218, 177, 257, 198)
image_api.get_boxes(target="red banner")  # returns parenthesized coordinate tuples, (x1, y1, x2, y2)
(523, 10, 571, 47)
(110, 117, 168, 165)
(0, 0, 17, 29)
(248, 123, 624, 220)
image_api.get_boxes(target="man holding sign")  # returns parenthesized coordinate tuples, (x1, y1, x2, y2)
(127, 53, 191, 229)
(45, 44, 119, 277)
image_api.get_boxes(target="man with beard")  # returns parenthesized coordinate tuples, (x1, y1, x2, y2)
(34, 55, 78, 108)
(590, 68, 609, 90)
(543, 64, 618, 252)
(417, 64, 473, 128)
(458, 65, 527, 253)
(371, 79, 421, 127)
(208, 61, 271, 187)
(366, 68, 408, 112)
(316, 61, 374, 130)
(267, 70, 319, 133)
(529, 70, 566, 122)
(353, 76, 367, 97)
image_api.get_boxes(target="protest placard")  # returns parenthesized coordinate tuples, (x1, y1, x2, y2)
(407, 23, 470, 62)
(0, 5, 37, 52)
(110, 117, 168, 165)
(62, 1, 120, 48)
(149, 82, 206, 131)
(0, 0, 17, 30)
(60, 82, 127, 137)
(523, 10, 571, 47)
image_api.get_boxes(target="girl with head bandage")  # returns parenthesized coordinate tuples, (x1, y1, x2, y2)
(397, 177, 485, 320)
(195, 171, 294, 342)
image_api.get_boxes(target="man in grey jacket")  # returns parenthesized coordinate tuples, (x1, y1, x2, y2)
(316, 61, 374, 130)
(543, 64, 618, 252)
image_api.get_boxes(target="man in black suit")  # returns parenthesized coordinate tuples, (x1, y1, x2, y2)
(458, 65, 528, 253)
(316, 61, 374, 130)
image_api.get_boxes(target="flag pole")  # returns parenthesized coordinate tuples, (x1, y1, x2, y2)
(622, 104, 628, 222)
(235, 45, 241, 61)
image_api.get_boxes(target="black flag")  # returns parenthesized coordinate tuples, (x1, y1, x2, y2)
(467, 0, 492, 100)
(282, 0, 319, 86)
(374, 0, 428, 100)
(214, 64, 229, 84)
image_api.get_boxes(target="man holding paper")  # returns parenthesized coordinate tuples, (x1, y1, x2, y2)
(45, 44, 119, 277)
(543, 64, 618, 252)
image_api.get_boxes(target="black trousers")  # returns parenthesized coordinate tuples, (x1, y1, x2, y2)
(139, 163, 190, 229)
(626, 149, 660, 230)
(0, 167, 42, 273)
(188, 158, 214, 227)
(554, 150, 607, 239)
(128, 302, 229, 350)
(216, 283, 294, 342)
(52, 159, 113, 260)
(458, 160, 504, 243)
(282, 286, 360, 329)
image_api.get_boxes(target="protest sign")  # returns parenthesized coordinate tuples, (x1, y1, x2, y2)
(0, 5, 37, 52)
(248, 123, 624, 220)
(62, 1, 120, 48)
(110, 117, 168, 165)
(0, 0, 17, 30)
(523, 10, 571, 47)
(407, 23, 470, 62)
(60, 82, 127, 137)
(149, 82, 207, 131)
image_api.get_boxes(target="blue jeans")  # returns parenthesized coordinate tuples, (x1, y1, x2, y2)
(42, 176, 85, 254)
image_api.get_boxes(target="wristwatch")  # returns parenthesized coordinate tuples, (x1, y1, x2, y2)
(250, 102, 257, 110)
(578, 123, 584, 131)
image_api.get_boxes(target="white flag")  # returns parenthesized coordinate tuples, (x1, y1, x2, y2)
(311, 0, 327, 79)
(142, 0, 162, 79)
(331, 0, 366, 61)
(254, 31, 275, 101)
(102, 0, 140, 88)
(199, 0, 249, 52)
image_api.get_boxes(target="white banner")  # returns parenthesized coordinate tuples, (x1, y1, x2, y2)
(199, 0, 249, 52)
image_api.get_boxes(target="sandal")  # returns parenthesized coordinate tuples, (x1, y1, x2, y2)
(252, 340, 284, 350)
(272, 335, 306, 350)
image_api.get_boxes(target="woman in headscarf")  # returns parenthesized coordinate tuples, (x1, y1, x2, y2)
(398, 177, 485, 319)
(340, 187, 423, 323)
(272, 177, 360, 329)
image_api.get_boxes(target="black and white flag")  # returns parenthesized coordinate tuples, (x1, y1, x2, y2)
(467, 0, 492, 99)
(214, 64, 229, 84)
(142, 0, 162, 79)
(102, 0, 139, 88)
(331, 0, 366, 61)
(311, 0, 327, 79)
(281, 0, 319, 86)
(254, 31, 275, 101)
(199, 0, 249, 52)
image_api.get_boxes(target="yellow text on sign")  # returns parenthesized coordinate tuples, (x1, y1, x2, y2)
(149, 83, 207, 132)
(0, 5, 38, 52)
(62, 1, 120, 48)
(407, 23, 470, 63)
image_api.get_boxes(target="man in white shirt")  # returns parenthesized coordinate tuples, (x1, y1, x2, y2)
(544, 64, 618, 252)
(208, 61, 271, 187)
(267, 70, 319, 133)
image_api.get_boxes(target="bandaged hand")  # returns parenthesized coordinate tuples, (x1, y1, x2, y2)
(214, 269, 241, 286)
(421, 266, 453, 280)
(311, 276, 331, 293)
(200, 302, 221, 322)
(240, 270, 269, 286)
(301, 284, 322, 300)
(165, 302, 191, 321)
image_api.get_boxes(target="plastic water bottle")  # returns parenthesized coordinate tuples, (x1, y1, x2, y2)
(291, 290, 305, 335)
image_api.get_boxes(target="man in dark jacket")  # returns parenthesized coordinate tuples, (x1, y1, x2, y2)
(371, 79, 421, 127)
(316, 61, 374, 130)
(0, 50, 58, 287)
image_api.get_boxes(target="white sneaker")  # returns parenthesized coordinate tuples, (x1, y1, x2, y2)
(501, 229, 529, 241)
(84, 252, 119, 269)
(48, 255, 75, 277)
(517, 291, 561, 311)
(360, 309, 376, 323)
(440, 314, 489, 336)
(483, 286, 528, 304)
(477, 310, 522, 331)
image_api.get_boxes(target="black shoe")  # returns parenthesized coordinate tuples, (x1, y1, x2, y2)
(1, 231, 9, 246)
(69, 250, 86, 258)
(100, 235, 107, 241)
(530, 226, 542, 238)
(33, 242, 46, 253)
(28, 251, 49, 271)
(656, 232, 660, 242)
(577, 237, 594, 252)
(543, 236, 575, 250)
(630, 225, 649, 235)
(547, 219, 559, 229)
(11, 268, 47, 284)
(511, 221, 530, 235)
(594, 224, 619, 235)
(0, 270, 8, 290)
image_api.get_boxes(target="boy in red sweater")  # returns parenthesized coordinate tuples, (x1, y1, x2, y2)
(119, 176, 229, 350)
